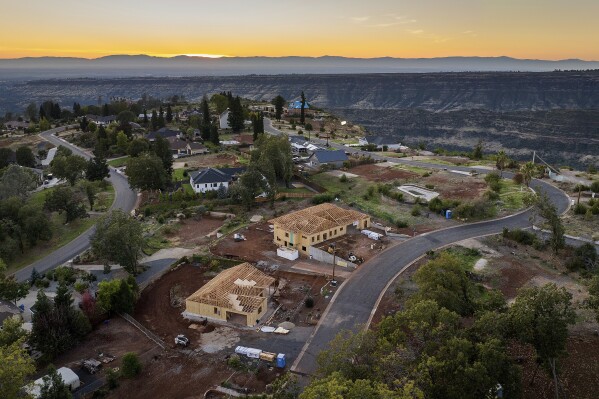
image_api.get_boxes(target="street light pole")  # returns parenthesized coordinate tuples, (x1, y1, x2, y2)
(330, 243, 337, 281)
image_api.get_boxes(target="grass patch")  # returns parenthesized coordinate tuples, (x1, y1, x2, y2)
(182, 183, 195, 195)
(6, 216, 98, 273)
(443, 246, 482, 271)
(172, 168, 187, 182)
(497, 179, 530, 210)
(395, 164, 430, 176)
(108, 156, 130, 167)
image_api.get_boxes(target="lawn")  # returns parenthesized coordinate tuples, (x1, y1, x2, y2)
(108, 156, 130, 167)
(497, 179, 531, 210)
(6, 181, 116, 272)
(172, 168, 187, 182)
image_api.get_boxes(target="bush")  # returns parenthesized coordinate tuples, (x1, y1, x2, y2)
(513, 173, 524, 185)
(105, 368, 120, 389)
(339, 174, 348, 183)
(74, 281, 89, 293)
(411, 205, 422, 217)
(573, 203, 588, 215)
(454, 200, 496, 219)
(425, 184, 435, 190)
(485, 190, 500, 201)
(566, 243, 597, 273)
(502, 228, 537, 246)
(227, 354, 244, 370)
(305, 297, 315, 308)
(121, 352, 142, 378)
(312, 193, 335, 205)
(395, 220, 409, 228)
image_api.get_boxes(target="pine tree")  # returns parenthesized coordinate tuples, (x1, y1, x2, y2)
(300, 91, 306, 125)
(151, 110, 158, 130)
(210, 124, 220, 145)
(227, 96, 245, 132)
(39, 105, 46, 120)
(143, 109, 148, 125)
(166, 105, 173, 123)
(201, 96, 211, 126)
(273, 95, 285, 121)
(102, 103, 110, 116)
(158, 106, 165, 128)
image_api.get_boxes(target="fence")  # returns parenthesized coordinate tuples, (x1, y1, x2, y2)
(294, 174, 327, 193)
(119, 313, 167, 349)
(308, 246, 358, 269)
(255, 191, 316, 203)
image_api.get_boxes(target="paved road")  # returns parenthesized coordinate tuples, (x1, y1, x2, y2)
(13, 127, 138, 282)
(263, 119, 571, 375)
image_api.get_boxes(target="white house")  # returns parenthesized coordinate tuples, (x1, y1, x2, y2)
(359, 136, 402, 151)
(189, 167, 246, 194)
(219, 110, 230, 130)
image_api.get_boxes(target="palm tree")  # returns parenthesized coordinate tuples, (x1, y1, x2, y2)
(520, 161, 536, 187)
(496, 150, 509, 177)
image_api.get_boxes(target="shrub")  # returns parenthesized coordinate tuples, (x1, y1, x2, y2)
(121, 353, 142, 378)
(454, 200, 496, 219)
(411, 205, 422, 217)
(305, 297, 315, 308)
(312, 193, 334, 205)
(339, 174, 348, 183)
(74, 281, 89, 293)
(513, 173, 524, 185)
(502, 228, 537, 246)
(566, 243, 597, 273)
(573, 203, 588, 215)
(591, 181, 599, 193)
(485, 190, 500, 201)
(227, 354, 244, 370)
(105, 368, 120, 389)
(395, 220, 409, 228)
(425, 184, 435, 190)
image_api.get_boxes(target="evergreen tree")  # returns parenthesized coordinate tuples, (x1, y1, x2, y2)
(39, 366, 73, 399)
(39, 105, 46, 120)
(227, 96, 245, 132)
(102, 103, 110, 116)
(158, 106, 165, 128)
(273, 95, 285, 121)
(201, 96, 211, 126)
(86, 155, 109, 181)
(51, 103, 61, 120)
(166, 105, 173, 123)
(151, 110, 158, 130)
(300, 91, 306, 125)
(210, 124, 220, 145)
(152, 135, 173, 176)
(143, 109, 148, 125)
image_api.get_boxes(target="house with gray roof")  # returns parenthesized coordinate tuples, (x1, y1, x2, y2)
(359, 136, 401, 150)
(308, 150, 348, 168)
(189, 167, 246, 194)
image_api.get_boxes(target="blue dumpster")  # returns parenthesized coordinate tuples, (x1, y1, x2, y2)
(445, 210, 453, 219)
(276, 353, 286, 368)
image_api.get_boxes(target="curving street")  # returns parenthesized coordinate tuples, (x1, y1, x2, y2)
(262, 119, 571, 375)
(13, 127, 137, 282)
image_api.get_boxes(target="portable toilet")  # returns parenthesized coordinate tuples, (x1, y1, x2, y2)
(276, 353, 286, 368)
(445, 210, 452, 219)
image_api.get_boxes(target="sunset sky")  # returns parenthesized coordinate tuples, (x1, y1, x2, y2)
(1, 0, 598, 60)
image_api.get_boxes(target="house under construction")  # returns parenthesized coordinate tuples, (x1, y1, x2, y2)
(185, 263, 276, 327)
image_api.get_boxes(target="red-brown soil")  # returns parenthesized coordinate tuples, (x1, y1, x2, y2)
(168, 216, 225, 247)
(421, 173, 488, 200)
(211, 222, 277, 262)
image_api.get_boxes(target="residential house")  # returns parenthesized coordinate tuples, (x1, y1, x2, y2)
(185, 262, 275, 327)
(86, 115, 116, 126)
(166, 137, 208, 156)
(189, 167, 245, 194)
(286, 100, 312, 116)
(269, 203, 370, 255)
(359, 136, 402, 151)
(146, 128, 181, 142)
(308, 149, 348, 168)
(219, 110, 230, 129)
(4, 120, 31, 130)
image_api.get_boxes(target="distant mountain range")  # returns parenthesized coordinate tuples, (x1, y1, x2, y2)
(1, 55, 599, 79)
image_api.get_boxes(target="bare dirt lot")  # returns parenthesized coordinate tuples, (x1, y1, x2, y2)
(176, 153, 244, 169)
(166, 216, 225, 248)
(211, 222, 277, 263)
(350, 163, 419, 182)
(421, 172, 488, 200)
(272, 271, 330, 327)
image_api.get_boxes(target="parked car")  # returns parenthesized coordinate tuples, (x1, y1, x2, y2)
(175, 334, 189, 347)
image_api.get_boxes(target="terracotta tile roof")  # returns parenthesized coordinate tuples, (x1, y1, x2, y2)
(186, 263, 275, 313)
(268, 203, 369, 235)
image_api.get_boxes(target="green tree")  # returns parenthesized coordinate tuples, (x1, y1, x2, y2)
(411, 252, 475, 315)
(471, 139, 484, 160)
(44, 186, 87, 222)
(116, 131, 129, 153)
(229, 166, 269, 210)
(0, 316, 28, 346)
(0, 339, 35, 399)
(51, 153, 87, 186)
(39, 366, 73, 399)
(520, 161, 536, 187)
(590, 181, 599, 194)
(150, 109, 158, 130)
(78, 180, 98, 210)
(166, 104, 173, 123)
(0, 164, 37, 200)
(0, 148, 15, 169)
(300, 91, 306, 125)
(227, 96, 245, 132)
(0, 259, 29, 304)
(533, 191, 565, 254)
(92, 210, 144, 274)
(152, 135, 173, 176)
(509, 284, 575, 397)
(15, 146, 36, 167)
(25, 102, 38, 121)
(121, 352, 142, 378)
(301, 372, 423, 399)
(97, 277, 138, 314)
(127, 138, 150, 157)
(117, 110, 135, 125)
(210, 93, 229, 114)
(126, 153, 168, 191)
(495, 150, 509, 177)
(19, 203, 52, 246)
(39, 117, 51, 131)
(86, 155, 109, 181)
(273, 95, 286, 121)
(209, 124, 220, 145)
(157, 106, 165, 128)
(588, 276, 599, 323)
(252, 134, 293, 188)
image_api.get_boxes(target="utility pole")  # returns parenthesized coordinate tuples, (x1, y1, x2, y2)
(330, 243, 337, 283)
(532, 150, 536, 164)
